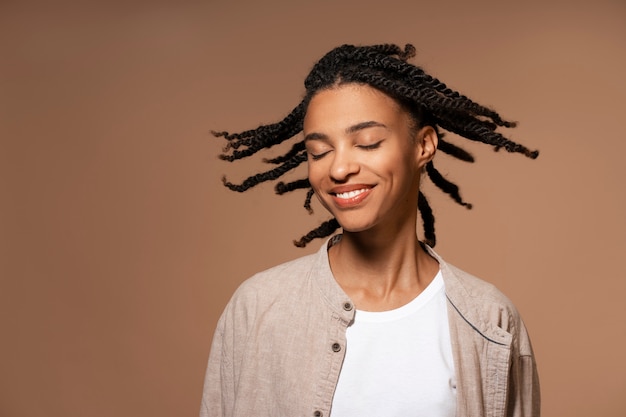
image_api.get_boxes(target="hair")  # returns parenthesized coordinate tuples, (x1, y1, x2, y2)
(214, 43, 538, 247)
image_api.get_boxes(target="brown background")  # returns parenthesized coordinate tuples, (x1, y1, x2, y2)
(1, 0, 625, 416)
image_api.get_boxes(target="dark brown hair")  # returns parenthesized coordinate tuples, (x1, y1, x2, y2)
(214, 43, 538, 247)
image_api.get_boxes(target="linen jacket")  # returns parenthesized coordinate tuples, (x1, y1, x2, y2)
(200, 240, 540, 417)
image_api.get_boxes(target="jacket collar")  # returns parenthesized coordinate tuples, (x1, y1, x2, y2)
(310, 235, 512, 346)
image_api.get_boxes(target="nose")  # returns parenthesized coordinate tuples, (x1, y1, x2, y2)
(329, 148, 359, 182)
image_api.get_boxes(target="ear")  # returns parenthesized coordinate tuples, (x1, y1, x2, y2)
(415, 125, 438, 169)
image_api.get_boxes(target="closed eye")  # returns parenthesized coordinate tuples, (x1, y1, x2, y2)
(357, 140, 384, 150)
(309, 150, 330, 161)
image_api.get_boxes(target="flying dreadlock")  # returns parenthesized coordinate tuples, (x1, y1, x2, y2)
(214, 43, 538, 247)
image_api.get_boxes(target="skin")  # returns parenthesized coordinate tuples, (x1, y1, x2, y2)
(303, 83, 440, 312)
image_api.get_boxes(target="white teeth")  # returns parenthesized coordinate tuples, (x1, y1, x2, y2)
(335, 189, 368, 199)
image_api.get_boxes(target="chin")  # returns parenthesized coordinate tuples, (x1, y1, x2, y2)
(334, 218, 377, 234)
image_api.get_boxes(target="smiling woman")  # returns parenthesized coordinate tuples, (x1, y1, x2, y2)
(201, 43, 541, 417)
(215, 43, 538, 248)
(303, 84, 433, 238)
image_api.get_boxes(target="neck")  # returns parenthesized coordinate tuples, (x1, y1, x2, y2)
(328, 227, 439, 311)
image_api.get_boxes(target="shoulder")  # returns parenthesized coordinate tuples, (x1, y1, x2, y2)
(442, 259, 537, 357)
(444, 261, 518, 311)
(237, 251, 318, 294)
(429, 249, 526, 341)
(221, 251, 320, 316)
(426, 246, 517, 311)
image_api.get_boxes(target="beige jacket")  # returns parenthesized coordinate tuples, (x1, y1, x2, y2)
(200, 240, 540, 417)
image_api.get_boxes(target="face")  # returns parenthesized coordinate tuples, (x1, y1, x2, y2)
(303, 83, 436, 235)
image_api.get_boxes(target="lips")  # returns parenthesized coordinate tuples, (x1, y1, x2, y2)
(329, 185, 374, 208)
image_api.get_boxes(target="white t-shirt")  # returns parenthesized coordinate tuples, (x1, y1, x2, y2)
(331, 270, 456, 417)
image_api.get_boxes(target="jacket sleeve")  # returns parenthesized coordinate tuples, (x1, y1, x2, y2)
(199, 311, 233, 417)
(507, 323, 541, 417)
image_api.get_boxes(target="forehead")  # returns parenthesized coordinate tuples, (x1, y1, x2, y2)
(303, 84, 407, 132)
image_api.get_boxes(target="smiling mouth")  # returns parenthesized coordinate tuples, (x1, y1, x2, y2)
(330, 186, 374, 208)
(334, 188, 369, 199)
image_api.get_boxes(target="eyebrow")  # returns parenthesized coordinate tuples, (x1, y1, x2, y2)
(304, 120, 388, 142)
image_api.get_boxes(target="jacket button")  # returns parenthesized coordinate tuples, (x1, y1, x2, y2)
(314, 411, 322, 417)
(342, 302, 353, 311)
(331, 343, 341, 352)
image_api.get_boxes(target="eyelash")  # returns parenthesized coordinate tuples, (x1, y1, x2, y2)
(308, 140, 383, 161)
(358, 140, 383, 150)
(310, 151, 329, 161)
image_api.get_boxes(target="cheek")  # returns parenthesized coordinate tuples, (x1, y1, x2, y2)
(306, 164, 334, 211)
(307, 162, 335, 203)
(306, 162, 323, 191)
(371, 148, 415, 176)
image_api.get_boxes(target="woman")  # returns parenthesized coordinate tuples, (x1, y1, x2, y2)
(201, 43, 540, 417)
